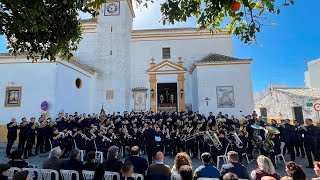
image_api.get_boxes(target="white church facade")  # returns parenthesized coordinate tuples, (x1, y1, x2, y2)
(0, 0, 254, 123)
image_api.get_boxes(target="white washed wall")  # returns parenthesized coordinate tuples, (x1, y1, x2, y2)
(195, 64, 254, 118)
(255, 90, 319, 120)
(307, 59, 320, 89)
(191, 68, 199, 111)
(54, 63, 93, 116)
(0, 59, 57, 123)
(75, 2, 133, 113)
(130, 36, 233, 107)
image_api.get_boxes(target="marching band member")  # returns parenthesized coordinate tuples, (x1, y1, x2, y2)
(24, 117, 37, 159)
(18, 117, 28, 150)
(294, 120, 305, 158)
(35, 120, 47, 155)
(212, 130, 229, 165)
(96, 130, 109, 158)
(6, 118, 18, 157)
(300, 118, 319, 168)
(51, 127, 63, 149)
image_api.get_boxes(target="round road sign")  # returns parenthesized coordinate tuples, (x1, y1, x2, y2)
(41, 101, 49, 111)
(314, 103, 320, 111)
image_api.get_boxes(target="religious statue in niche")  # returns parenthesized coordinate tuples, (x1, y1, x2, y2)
(170, 94, 174, 103)
(165, 88, 170, 102)
(160, 94, 164, 104)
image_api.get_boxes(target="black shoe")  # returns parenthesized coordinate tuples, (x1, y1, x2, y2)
(35, 153, 39, 155)
(306, 165, 313, 168)
(29, 154, 35, 157)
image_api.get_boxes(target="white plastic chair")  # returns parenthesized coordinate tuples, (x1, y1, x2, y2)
(197, 178, 219, 180)
(79, 150, 86, 162)
(275, 142, 286, 164)
(96, 151, 104, 163)
(94, 140, 104, 163)
(82, 170, 95, 180)
(217, 143, 230, 168)
(132, 173, 144, 180)
(22, 168, 42, 180)
(171, 174, 180, 180)
(48, 139, 53, 150)
(60, 169, 80, 180)
(40, 169, 59, 180)
(104, 171, 120, 180)
(238, 179, 249, 180)
(8, 167, 22, 180)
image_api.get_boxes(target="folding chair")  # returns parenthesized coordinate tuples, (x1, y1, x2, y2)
(40, 169, 59, 180)
(60, 169, 80, 180)
(132, 173, 144, 180)
(82, 170, 95, 180)
(8, 167, 22, 180)
(22, 168, 42, 180)
(104, 171, 120, 180)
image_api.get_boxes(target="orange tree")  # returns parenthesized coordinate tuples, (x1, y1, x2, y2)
(0, 0, 294, 61)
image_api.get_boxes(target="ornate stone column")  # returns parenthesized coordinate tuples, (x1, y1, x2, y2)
(149, 58, 157, 112)
(177, 57, 185, 112)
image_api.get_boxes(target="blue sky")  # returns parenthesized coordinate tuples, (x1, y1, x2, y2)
(1, 1, 319, 92)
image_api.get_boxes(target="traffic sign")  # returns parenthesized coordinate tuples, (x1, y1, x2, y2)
(41, 101, 49, 111)
(314, 103, 320, 111)
(306, 102, 313, 107)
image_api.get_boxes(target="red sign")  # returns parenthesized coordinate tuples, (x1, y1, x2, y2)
(314, 103, 320, 111)
(41, 101, 49, 111)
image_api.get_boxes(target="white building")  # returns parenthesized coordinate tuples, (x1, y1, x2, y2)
(0, 1, 254, 124)
(305, 58, 320, 89)
(255, 87, 320, 122)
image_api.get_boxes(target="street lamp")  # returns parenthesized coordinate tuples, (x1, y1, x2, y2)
(180, 88, 184, 98)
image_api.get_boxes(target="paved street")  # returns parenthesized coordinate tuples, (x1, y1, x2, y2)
(0, 142, 316, 179)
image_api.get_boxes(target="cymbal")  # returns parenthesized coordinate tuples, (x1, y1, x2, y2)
(250, 124, 264, 130)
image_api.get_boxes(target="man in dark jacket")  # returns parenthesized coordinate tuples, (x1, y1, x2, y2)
(143, 122, 157, 164)
(125, 146, 148, 176)
(220, 151, 249, 179)
(94, 146, 123, 180)
(62, 148, 84, 180)
(6, 118, 18, 157)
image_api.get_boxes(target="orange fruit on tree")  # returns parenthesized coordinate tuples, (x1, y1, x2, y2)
(231, 1, 241, 11)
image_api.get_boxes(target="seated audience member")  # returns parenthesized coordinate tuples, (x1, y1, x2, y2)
(222, 172, 238, 180)
(94, 146, 123, 180)
(125, 146, 148, 176)
(220, 151, 249, 179)
(280, 177, 293, 180)
(12, 170, 30, 180)
(285, 161, 307, 180)
(147, 151, 171, 176)
(0, 164, 10, 180)
(83, 151, 98, 171)
(179, 165, 192, 180)
(250, 155, 280, 180)
(8, 150, 28, 169)
(121, 161, 134, 180)
(193, 152, 220, 180)
(62, 148, 83, 176)
(171, 152, 192, 175)
(314, 161, 320, 179)
(261, 176, 276, 180)
(42, 147, 64, 171)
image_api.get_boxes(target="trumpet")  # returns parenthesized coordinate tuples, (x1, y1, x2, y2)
(182, 131, 204, 141)
(91, 132, 97, 140)
(102, 136, 112, 142)
(80, 133, 90, 141)
(124, 133, 132, 139)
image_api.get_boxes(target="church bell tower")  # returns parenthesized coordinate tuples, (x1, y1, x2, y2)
(92, 0, 134, 112)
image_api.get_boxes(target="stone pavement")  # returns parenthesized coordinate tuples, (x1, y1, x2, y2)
(0, 142, 316, 179)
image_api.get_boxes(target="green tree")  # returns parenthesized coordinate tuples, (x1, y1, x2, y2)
(0, 0, 294, 61)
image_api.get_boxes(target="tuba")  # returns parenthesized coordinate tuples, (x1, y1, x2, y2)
(232, 131, 243, 148)
(204, 131, 222, 150)
(262, 126, 280, 152)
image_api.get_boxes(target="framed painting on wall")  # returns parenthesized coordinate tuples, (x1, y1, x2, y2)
(4, 86, 22, 107)
(216, 86, 235, 108)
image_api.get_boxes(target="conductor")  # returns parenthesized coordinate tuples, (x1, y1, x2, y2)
(143, 122, 157, 164)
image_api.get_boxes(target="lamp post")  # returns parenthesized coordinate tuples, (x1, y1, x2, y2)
(151, 89, 154, 98)
(180, 88, 184, 98)
(204, 97, 210, 106)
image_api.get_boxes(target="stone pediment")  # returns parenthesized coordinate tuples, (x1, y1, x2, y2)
(146, 59, 187, 74)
